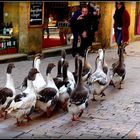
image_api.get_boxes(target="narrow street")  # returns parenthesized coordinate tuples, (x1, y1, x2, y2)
(0, 41, 140, 139)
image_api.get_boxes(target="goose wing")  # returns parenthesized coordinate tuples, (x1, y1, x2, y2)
(53, 77, 65, 89)
(20, 76, 28, 90)
(0, 87, 13, 105)
(37, 87, 57, 103)
(6, 92, 35, 114)
(113, 63, 126, 78)
(0, 87, 13, 97)
(91, 71, 108, 85)
(70, 85, 89, 106)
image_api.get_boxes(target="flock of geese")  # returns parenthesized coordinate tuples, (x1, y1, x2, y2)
(0, 44, 126, 126)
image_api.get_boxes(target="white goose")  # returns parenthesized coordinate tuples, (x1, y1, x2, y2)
(0, 63, 16, 119)
(20, 54, 46, 92)
(32, 54, 47, 93)
(5, 68, 39, 126)
(35, 63, 59, 117)
(90, 49, 112, 101)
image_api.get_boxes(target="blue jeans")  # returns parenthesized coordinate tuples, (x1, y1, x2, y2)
(115, 28, 122, 47)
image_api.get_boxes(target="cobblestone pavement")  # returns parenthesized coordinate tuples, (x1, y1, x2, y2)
(0, 41, 140, 139)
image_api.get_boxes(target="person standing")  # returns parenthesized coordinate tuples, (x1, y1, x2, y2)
(69, 7, 81, 57)
(87, 2, 101, 46)
(70, 5, 91, 57)
(113, 2, 130, 54)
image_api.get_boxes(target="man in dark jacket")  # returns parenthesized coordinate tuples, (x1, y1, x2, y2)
(70, 5, 91, 57)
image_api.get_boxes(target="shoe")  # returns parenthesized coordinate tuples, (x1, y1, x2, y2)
(79, 52, 86, 57)
(123, 49, 127, 54)
(123, 42, 129, 47)
(117, 48, 120, 54)
(72, 53, 76, 57)
(72, 52, 79, 57)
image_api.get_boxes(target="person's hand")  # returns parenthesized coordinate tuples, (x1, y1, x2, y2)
(122, 42, 129, 47)
(82, 31, 87, 38)
(93, 11, 97, 15)
(77, 14, 84, 20)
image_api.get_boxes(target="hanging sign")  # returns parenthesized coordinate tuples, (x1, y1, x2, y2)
(30, 2, 43, 26)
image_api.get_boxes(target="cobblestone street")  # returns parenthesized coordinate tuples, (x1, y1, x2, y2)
(0, 41, 140, 139)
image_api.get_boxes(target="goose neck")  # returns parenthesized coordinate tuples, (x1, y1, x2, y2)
(63, 65, 68, 81)
(5, 73, 15, 89)
(97, 60, 103, 71)
(27, 80, 35, 93)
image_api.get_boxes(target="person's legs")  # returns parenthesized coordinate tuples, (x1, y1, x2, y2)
(88, 29, 95, 46)
(79, 35, 89, 57)
(115, 28, 122, 54)
(88, 30, 96, 53)
(72, 31, 79, 57)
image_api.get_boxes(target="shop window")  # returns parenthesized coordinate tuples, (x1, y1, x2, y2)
(43, 2, 70, 48)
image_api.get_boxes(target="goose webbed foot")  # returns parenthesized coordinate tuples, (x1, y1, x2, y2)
(25, 116, 32, 122)
(0, 112, 4, 118)
(46, 107, 52, 118)
(71, 114, 79, 121)
(109, 80, 115, 87)
(118, 83, 122, 89)
(91, 97, 97, 101)
(4, 111, 8, 120)
(62, 99, 69, 112)
(101, 92, 105, 97)
(15, 118, 25, 127)
(62, 103, 68, 112)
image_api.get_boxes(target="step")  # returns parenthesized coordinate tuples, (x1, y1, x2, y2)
(0, 42, 101, 63)
(0, 53, 28, 64)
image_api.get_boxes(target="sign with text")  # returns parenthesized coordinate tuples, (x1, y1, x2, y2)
(30, 2, 43, 26)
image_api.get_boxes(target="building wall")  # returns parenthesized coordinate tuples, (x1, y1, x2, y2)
(19, 2, 29, 53)
(4, 2, 19, 45)
(19, 2, 43, 55)
(4, 2, 43, 55)
(125, 2, 136, 42)
(98, 2, 113, 48)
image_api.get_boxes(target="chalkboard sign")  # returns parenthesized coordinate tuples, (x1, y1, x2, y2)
(30, 2, 43, 26)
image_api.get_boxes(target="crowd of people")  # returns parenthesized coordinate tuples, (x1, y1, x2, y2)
(69, 1, 130, 57)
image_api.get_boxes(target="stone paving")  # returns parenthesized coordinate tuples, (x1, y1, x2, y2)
(0, 41, 140, 138)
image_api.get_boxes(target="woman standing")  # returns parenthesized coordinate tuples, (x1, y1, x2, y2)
(113, 2, 130, 54)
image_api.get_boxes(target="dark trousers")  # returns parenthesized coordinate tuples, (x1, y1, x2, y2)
(71, 30, 79, 57)
(79, 34, 89, 57)
(88, 29, 95, 46)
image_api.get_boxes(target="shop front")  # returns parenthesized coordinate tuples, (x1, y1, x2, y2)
(43, 2, 71, 48)
(0, 2, 17, 55)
